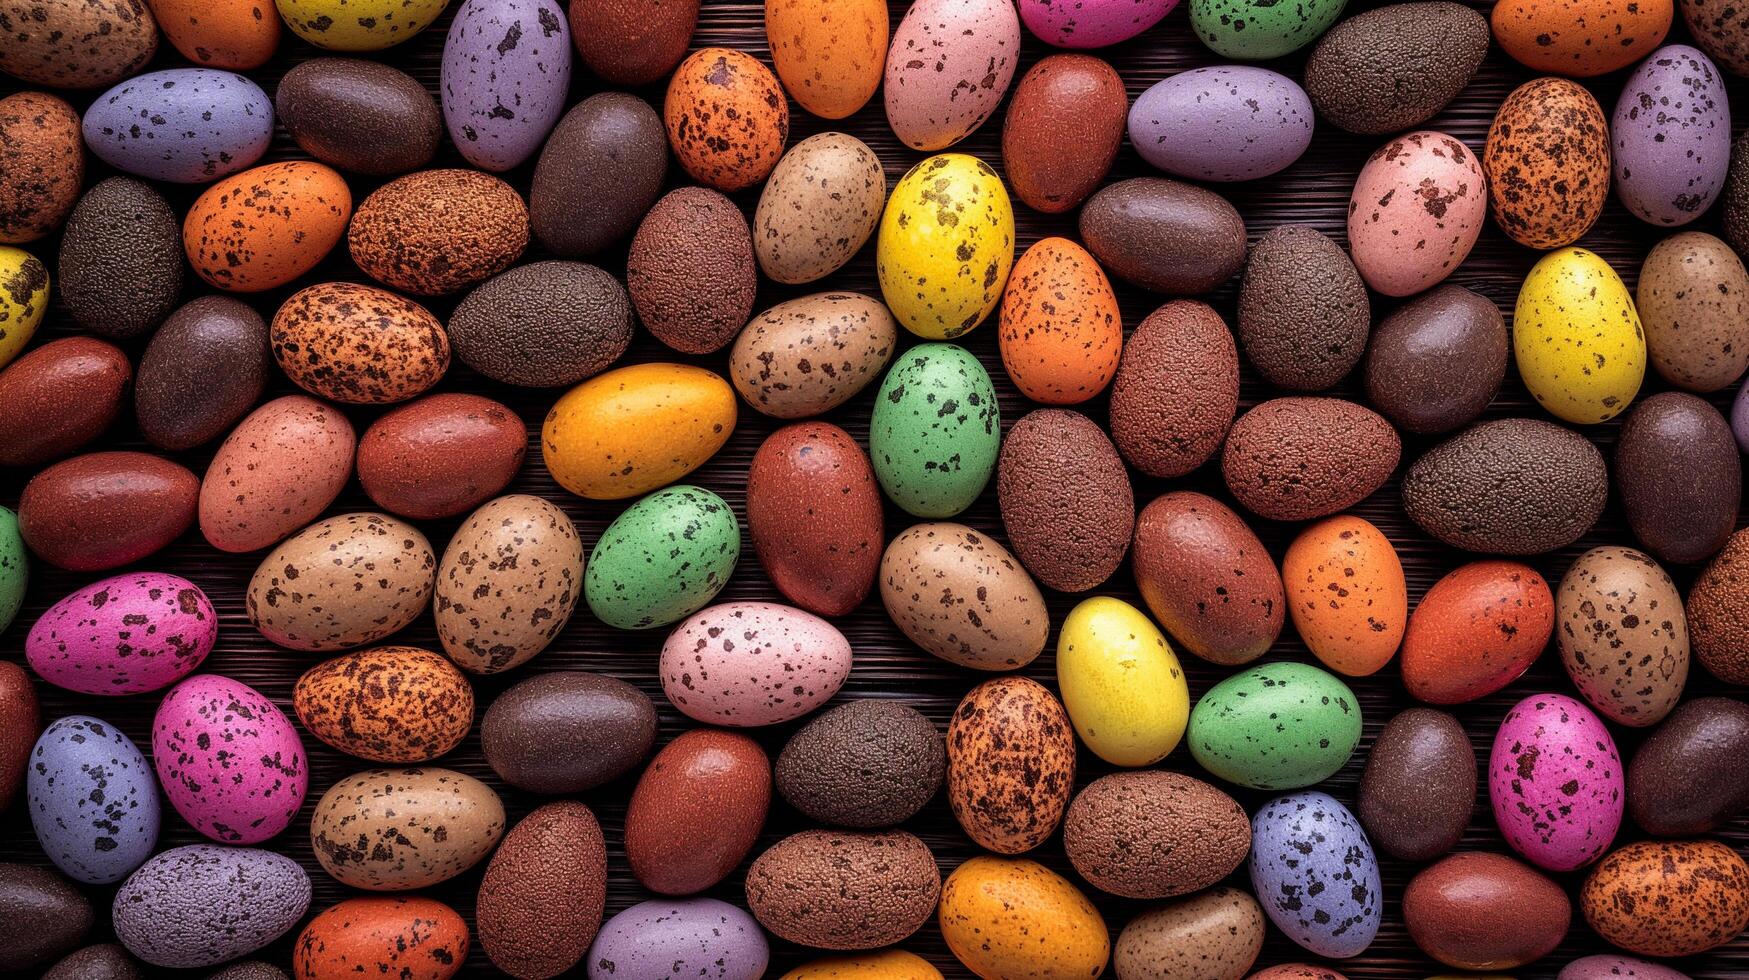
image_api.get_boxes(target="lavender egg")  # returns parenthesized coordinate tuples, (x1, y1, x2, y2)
(1128, 66, 1315, 182)
(1612, 45, 1731, 227)
(151, 674, 307, 845)
(26, 573, 215, 696)
(1017, 0, 1177, 47)
(440, 0, 571, 172)
(112, 845, 310, 968)
(1734, 381, 1749, 453)
(1559, 955, 1693, 980)
(81, 69, 272, 184)
(1248, 790, 1382, 958)
(28, 716, 159, 884)
(1489, 692, 1624, 872)
(586, 898, 770, 980)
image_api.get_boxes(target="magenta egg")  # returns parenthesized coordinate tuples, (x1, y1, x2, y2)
(27, 573, 215, 695)
(1489, 692, 1623, 872)
(152, 674, 308, 845)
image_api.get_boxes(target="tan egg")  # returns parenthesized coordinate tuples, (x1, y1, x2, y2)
(729, 292, 896, 418)
(184, 161, 351, 292)
(947, 677, 1076, 854)
(1115, 887, 1267, 980)
(272, 282, 449, 404)
(1637, 231, 1749, 392)
(0, 92, 83, 244)
(199, 394, 355, 554)
(310, 768, 505, 890)
(435, 494, 585, 674)
(765, 0, 886, 120)
(147, 0, 280, 68)
(754, 133, 886, 284)
(1581, 840, 1749, 957)
(247, 512, 437, 652)
(879, 522, 1049, 671)
(664, 47, 789, 192)
(1556, 546, 1689, 727)
(0, 0, 157, 88)
(294, 646, 474, 763)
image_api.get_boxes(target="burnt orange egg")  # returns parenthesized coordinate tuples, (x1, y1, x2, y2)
(1483, 77, 1611, 250)
(1283, 515, 1406, 677)
(146, 0, 281, 68)
(1581, 840, 1749, 957)
(1492, 0, 1671, 76)
(998, 237, 1122, 405)
(665, 47, 790, 192)
(184, 161, 351, 293)
(0, 92, 83, 244)
(295, 896, 469, 980)
(1401, 561, 1554, 705)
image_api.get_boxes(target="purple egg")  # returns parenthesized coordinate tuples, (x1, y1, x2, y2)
(1559, 955, 1692, 980)
(1248, 790, 1382, 958)
(441, 0, 572, 172)
(112, 845, 309, 968)
(28, 716, 159, 884)
(81, 69, 272, 184)
(1018, 0, 1177, 47)
(27, 573, 216, 696)
(587, 898, 769, 980)
(1612, 45, 1731, 227)
(1489, 692, 1624, 872)
(1128, 66, 1314, 182)
(1734, 379, 1749, 452)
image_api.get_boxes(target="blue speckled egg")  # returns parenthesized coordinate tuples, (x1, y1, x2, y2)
(1248, 790, 1382, 959)
(440, 0, 571, 171)
(1128, 66, 1314, 182)
(27, 716, 159, 885)
(112, 844, 310, 968)
(587, 898, 769, 980)
(81, 69, 272, 184)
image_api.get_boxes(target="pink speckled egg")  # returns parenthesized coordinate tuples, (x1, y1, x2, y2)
(1489, 692, 1623, 872)
(152, 674, 308, 845)
(1018, 0, 1176, 48)
(659, 602, 852, 727)
(1347, 131, 1487, 297)
(27, 573, 215, 696)
(884, 0, 1021, 151)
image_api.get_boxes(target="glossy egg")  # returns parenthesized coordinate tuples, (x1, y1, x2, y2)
(1616, 392, 1740, 565)
(277, 0, 450, 49)
(1191, 0, 1347, 59)
(1403, 852, 1571, 970)
(884, 0, 1019, 150)
(1556, 546, 1689, 727)
(1115, 888, 1265, 980)
(474, 801, 607, 978)
(754, 134, 886, 284)
(1189, 661, 1362, 789)
(1493, 0, 1671, 75)
(183, 161, 351, 292)
(869, 343, 1001, 517)
(1627, 696, 1749, 835)
(82, 69, 271, 183)
(441, 0, 570, 172)
(357, 393, 527, 520)
(1638, 230, 1749, 392)
(0, 0, 157, 88)
(1001, 54, 1126, 214)
(294, 646, 473, 763)
(136, 296, 270, 452)
(18, 452, 198, 572)
(765, 0, 885, 119)
(29, 715, 158, 883)
(1081, 178, 1247, 294)
(0, 512, 24, 638)
(0, 862, 89, 971)
(782, 951, 945, 979)
(1248, 791, 1382, 958)
(152, 674, 307, 845)
(435, 494, 583, 674)
(877, 154, 1015, 339)
(1581, 840, 1749, 957)
(1402, 561, 1555, 704)
(246, 513, 437, 652)
(0, 247, 48, 368)
(112, 845, 308, 969)
(1613, 45, 1730, 227)
(625, 729, 770, 896)
(1018, 0, 1175, 46)
(584, 486, 740, 630)
(1358, 708, 1476, 862)
(1348, 131, 1486, 296)
(1055, 596, 1189, 767)
(199, 395, 355, 554)
(998, 237, 1122, 404)
(1490, 693, 1624, 871)
(0, 336, 130, 467)
(275, 57, 441, 175)
(1129, 66, 1314, 182)
(947, 677, 1076, 853)
(1363, 285, 1507, 435)
(660, 602, 851, 726)
(481, 671, 656, 794)
(541, 362, 736, 500)
(529, 92, 666, 257)
(0, 92, 83, 243)
(746, 422, 883, 616)
(1514, 247, 1646, 424)
(730, 293, 895, 418)
(939, 857, 1108, 978)
(1133, 491, 1284, 666)
(349, 169, 529, 296)
(149, 0, 280, 68)
(1283, 516, 1406, 677)
(663, 47, 788, 191)
(310, 768, 504, 890)
(879, 522, 1049, 671)
(294, 897, 469, 980)
(272, 282, 449, 404)
(588, 899, 769, 980)
(1485, 78, 1612, 249)
(27, 573, 214, 696)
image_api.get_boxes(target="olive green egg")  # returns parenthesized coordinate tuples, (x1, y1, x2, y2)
(1191, 0, 1348, 59)
(1188, 660, 1362, 789)
(584, 486, 740, 630)
(870, 343, 1001, 518)
(0, 507, 23, 635)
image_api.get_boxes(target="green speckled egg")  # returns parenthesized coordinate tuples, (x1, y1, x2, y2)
(0, 507, 23, 635)
(870, 343, 1001, 518)
(1191, 0, 1348, 59)
(585, 486, 740, 630)
(1188, 660, 1362, 789)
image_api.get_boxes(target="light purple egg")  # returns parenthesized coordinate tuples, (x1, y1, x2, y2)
(1489, 692, 1624, 872)
(1613, 44, 1730, 227)
(1733, 381, 1749, 452)
(1017, 0, 1177, 47)
(659, 601, 852, 726)
(113, 844, 310, 968)
(28, 715, 159, 884)
(1559, 955, 1693, 980)
(82, 68, 272, 183)
(1129, 65, 1315, 182)
(441, 0, 572, 172)
(586, 898, 769, 980)
(151, 674, 307, 845)
(1248, 790, 1381, 959)
(27, 572, 215, 696)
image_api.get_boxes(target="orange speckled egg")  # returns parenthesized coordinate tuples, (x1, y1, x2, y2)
(271, 281, 449, 404)
(664, 47, 790, 192)
(1402, 561, 1554, 705)
(146, 0, 281, 68)
(542, 361, 737, 500)
(1581, 840, 1749, 957)
(184, 161, 351, 292)
(294, 646, 474, 763)
(0, 92, 83, 244)
(1492, 0, 1670, 76)
(1484, 78, 1611, 250)
(1284, 515, 1406, 677)
(765, 0, 886, 120)
(294, 896, 469, 980)
(1249, 968, 1349, 980)
(998, 236, 1122, 405)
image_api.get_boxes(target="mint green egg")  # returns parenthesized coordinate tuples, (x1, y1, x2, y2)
(585, 486, 740, 630)
(1190, 0, 1347, 60)
(0, 507, 24, 635)
(1189, 661, 1362, 789)
(869, 343, 1000, 518)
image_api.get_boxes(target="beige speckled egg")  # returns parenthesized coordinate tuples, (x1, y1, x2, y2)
(1637, 231, 1749, 392)
(294, 646, 474, 763)
(1580, 840, 1749, 957)
(0, 0, 157, 88)
(0, 92, 83, 243)
(765, 0, 886, 120)
(664, 47, 789, 192)
(880, 522, 1049, 671)
(947, 676, 1076, 854)
(1484, 78, 1611, 250)
(272, 282, 450, 404)
(1556, 546, 1689, 727)
(199, 394, 356, 554)
(247, 512, 437, 652)
(184, 161, 351, 292)
(884, 0, 1020, 151)
(435, 494, 584, 675)
(754, 133, 886, 284)
(1116, 887, 1267, 980)
(310, 768, 505, 891)
(1348, 131, 1487, 297)
(349, 169, 529, 296)
(729, 292, 896, 419)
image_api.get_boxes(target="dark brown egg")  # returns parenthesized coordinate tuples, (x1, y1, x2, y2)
(530, 93, 668, 258)
(624, 729, 770, 895)
(1108, 300, 1240, 478)
(448, 261, 633, 389)
(56, 177, 183, 341)
(357, 393, 527, 520)
(18, 452, 197, 571)
(135, 296, 269, 451)
(1237, 224, 1370, 391)
(776, 700, 944, 829)
(569, 0, 698, 85)
(275, 58, 441, 176)
(1614, 392, 1740, 565)
(1001, 54, 1126, 214)
(1357, 708, 1476, 861)
(348, 170, 529, 296)
(1063, 771, 1250, 899)
(481, 672, 656, 795)
(1628, 697, 1749, 836)
(1363, 285, 1507, 435)
(1222, 397, 1400, 522)
(746, 422, 883, 617)
(476, 802, 606, 979)
(1133, 491, 1284, 666)
(0, 863, 92, 971)
(627, 186, 756, 355)
(996, 408, 1134, 593)
(744, 831, 939, 950)
(0, 336, 130, 467)
(1404, 852, 1570, 970)
(1304, 2, 1489, 134)
(1080, 178, 1246, 294)
(0, 92, 82, 243)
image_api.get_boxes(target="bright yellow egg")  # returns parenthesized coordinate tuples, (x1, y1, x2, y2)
(877, 153, 1015, 340)
(276, 0, 450, 50)
(0, 247, 48, 370)
(1514, 247, 1646, 424)
(781, 950, 944, 979)
(1055, 596, 1189, 766)
(939, 856, 1110, 980)
(541, 362, 736, 500)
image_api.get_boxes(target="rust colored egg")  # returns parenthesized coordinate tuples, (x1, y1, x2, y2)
(357, 393, 527, 521)
(294, 646, 474, 764)
(476, 801, 607, 978)
(1404, 851, 1571, 970)
(148, 0, 279, 68)
(1001, 54, 1126, 214)
(0, 337, 130, 468)
(1133, 491, 1284, 667)
(1581, 840, 1749, 957)
(746, 422, 883, 617)
(293, 896, 468, 980)
(199, 395, 355, 554)
(664, 47, 789, 192)
(624, 729, 771, 896)
(272, 282, 449, 405)
(996, 408, 1134, 593)
(947, 676, 1076, 854)
(348, 170, 529, 296)
(0, 92, 84, 244)
(569, 0, 698, 85)
(0, 661, 39, 810)
(1484, 78, 1611, 250)
(19, 452, 197, 571)
(998, 237, 1122, 404)
(1402, 561, 1555, 704)
(184, 161, 351, 293)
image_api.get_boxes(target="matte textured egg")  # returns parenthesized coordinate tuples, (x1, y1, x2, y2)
(775, 700, 945, 829)
(884, 0, 1020, 150)
(199, 395, 355, 554)
(1056, 597, 1189, 766)
(745, 831, 940, 950)
(1402, 561, 1555, 704)
(0, 0, 157, 88)
(1688, 527, 1749, 682)
(1236, 223, 1370, 393)
(997, 237, 1122, 404)
(183, 161, 351, 292)
(541, 362, 736, 500)
(449, 261, 633, 389)
(1581, 840, 1749, 957)
(475, 801, 606, 977)
(1304, 3, 1489, 135)
(56, 178, 182, 341)
(1109, 300, 1240, 478)
(1348, 131, 1486, 296)
(1485, 78, 1611, 249)
(877, 153, 1015, 339)
(1001, 54, 1126, 214)
(1063, 770, 1248, 898)
(1514, 247, 1645, 424)
(1489, 693, 1624, 871)
(0, 92, 83, 243)
(947, 677, 1076, 853)
(1685, 0, 1749, 74)
(348, 169, 528, 296)
(1129, 66, 1314, 182)
(997, 408, 1133, 592)
(112, 846, 308, 969)
(569, 0, 696, 84)
(27, 573, 215, 696)
(627, 186, 756, 355)
(1284, 516, 1406, 677)
(1221, 397, 1400, 522)
(663, 47, 789, 191)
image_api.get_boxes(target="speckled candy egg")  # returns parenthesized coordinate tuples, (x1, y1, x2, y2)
(746, 422, 883, 616)
(1130, 66, 1314, 182)
(754, 134, 886, 285)
(730, 293, 895, 419)
(1638, 231, 1749, 392)
(746, 831, 940, 950)
(765, 0, 885, 119)
(1493, 0, 1671, 75)
(294, 646, 473, 763)
(83, 69, 271, 183)
(1613, 45, 1730, 227)
(1115, 888, 1264, 980)
(435, 494, 583, 674)
(277, 0, 450, 49)
(183, 161, 351, 292)
(947, 677, 1076, 853)
(0, 246, 46, 367)
(663, 47, 788, 191)
(782, 951, 944, 979)
(349, 169, 529, 296)
(1514, 247, 1646, 424)
(879, 522, 1049, 670)
(149, 0, 279, 68)
(1189, 661, 1362, 789)
(541, 362, 736, 500)
(884, 0, 1019, 150)
(1490, 693, 1624, 871)
(1132, 491, 1284, 667)
(869, 343, 1000, 517)
(1283, 516, 1406, 678)
(998, 237, 1122, 404)
(1000, 54, 1126, 215)
(939, 857, 1109, 979)
(1560, 956, 1693, 980)
(585, 486, 739, 630)
(152, 674, 306, 844)
(294, 897, 469, 980)
(1485, 78, 1611, 249)
(1556, 547, 1689, 727)
(1348, 131, 1485, 296)
(310, 768, 504, 890)
(624, 729, 770, 896)
(1056, 597, 1188, 767)
(199, 395, 354, 554)
(475, 801, 607, 978)
(1019, 0, 1175, 45)
(877, 154, 1015, 339)
(1403, 561, 1555, 704)
(112, 846, 309, 969)
(1581, 840, 1749, 957)
(356, 392, 527, 521)
(588, 899, 769, 980)
(0, 92, 82, 243)
(272, 282, 449, 404)
(0, 0, 156, 88)
(1063, 771, 1247, 898)
(1192, 0, 1347, 59)
(660, 602, 851, 726)
(442, 0, 569, 171)
(1248, 791, 1381, 958)
(246, 513, 436, 652)
(27, 573, 215, 696)
(28, 716, 158, 883)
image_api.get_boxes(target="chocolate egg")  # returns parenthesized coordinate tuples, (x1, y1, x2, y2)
(56, 178, 182, 340)
(1358, 708, 1476, 861)
(0, 336, 130, 467)
(19, 452, 197, 571)
(272, 282, 449, 404)
(1063, 771, 1249, 899)
(947, 676, 1075, 853)
(476, 801, 606, 978)
(135, 296, 269, 451)
(275, 58, 440, 175)
(1001, 54, 1125, 213)
(349, 169, 529, 296)
(0, 662, 39, 809)
(1688, 527, 1749, 682)
(1109, 300, 1240, 478)
(198, 395, 355, 554)
(569, 0, 697, 85)
(1627, 696, 1749, 835)
(745, 831, 940, 949)
(627, 186, 756, 355)
(1402, 418, 1608, 554)
(624, 729, 770, 895)
(1403, 852, 1571, 970)
(776, 699, 945, 829)
(0, 863, 89, 971)
(294, 646, 473, 763)
(1081, 178, 1246, 294)
(746, 422, 883, 616)
(1133, 491, 1284, 666)
(1221, 397, 1399, 522)
(449, 261, 631, 389)
(997, 408, 1134, 593)
(1614, 391, 1740, 564)
(481, 671, 655, 794)
(1363, 285, 1507, 435)
(1237, 224, 1370, 392)
(529, 92, 668, 257)
(1305, 2, 1489, 134)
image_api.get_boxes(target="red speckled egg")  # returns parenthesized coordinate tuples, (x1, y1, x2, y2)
(1402, 561, 1554, 704)
(357, 393, 527, 520)
(294, 896, 468, 980)
(0, 92, 83, 244)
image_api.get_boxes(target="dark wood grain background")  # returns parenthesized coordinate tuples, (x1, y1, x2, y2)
(2, 0, 1748, 976)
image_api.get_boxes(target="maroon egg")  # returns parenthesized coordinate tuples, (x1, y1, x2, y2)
(996, 408, 1134, 592)
(1109, 300, 1240, 478)
(1404, 851, 1571, 970)
(356, 393, 528, 520)
(623, 729, 770, 896)
(1132, 491, 1284, 666)
(746, 422, 883, 617)
(1001, 54, 1126, 214)
(0, 662, 39, 810)
(18, 452, 198, 571)
(0, 337, 130, 467)
(1222, 397, 1401, 521)
(476, 801, 606, 979)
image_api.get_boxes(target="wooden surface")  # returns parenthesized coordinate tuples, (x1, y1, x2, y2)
(2, 0, 1748, 976)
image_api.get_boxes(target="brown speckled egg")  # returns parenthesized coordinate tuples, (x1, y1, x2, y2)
(745, 831, 940, 950)
(184, 161, 351, 293)
(311, 768, 504, 891)
(1581, 840, 1749, 957)
(198, 395, 355, 554)
(1001, 54, 1126, 214)
(348, 169, 529, 296)
(19, 451, 197, 572)
(0, 0, 157, 88)
(0, 335, 130, 467)
(1250, 968, 1348, 980)
(879, 523, 1049, 671)
(0, 92, 82, 243)
(1637, 231, 1749, 392)
(998, 237, 1122, 404)
(627, 186, 756, 355)
(754, 133, 885, 285)
(996, 408, 1133, 593)
(746, 422, 883, 617)
(476, 802, 605, 979)
(1484, 78, 1611, 249)
(1117, 888, 1264, 980)
(1109, 300, 1240, 478)
(1222, 397, 1401, 522)
(1557, 546, 1689, 726)
(1133, 491, 1284, 667)
(730, 292, 896, 418)
(947, 676, 1076, 854)
(1687, 0, 1749, 73)
(293, 646, 474, 764)
(1493, 0, 1670, 76)
(624, 729, 770, 896)
(294, 897, 466, 980)
(1063, 771, 1250, 899)
(148, 0, 279, 68)
(434, 495, 583, 675)
(247, 512, 436, 652)
(357, 393, 526, 521)
(663, 47, 789, 192)
(271, 281, 449, 404)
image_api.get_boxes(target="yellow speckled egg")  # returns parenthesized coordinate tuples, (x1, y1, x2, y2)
(765, 0, 887, 120)
(877, 153, 1016, 340)
(0, 247, 47, 370)
(1514, 247, 1646, 424)
(940, 856, 1110, 979)
(542, 362, 737, 500)
(1056, 596, 1189, 767)
(781, 951, 945, 980)
(276, 0, 450, 50)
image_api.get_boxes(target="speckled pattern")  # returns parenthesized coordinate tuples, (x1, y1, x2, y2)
(875, 154, 1015, 340)
(246, 512, 436, 652)
(276, 0, 450, 50)
(1133, 491, 1285, 666)
(1614, 45, 1731, 226)
(0, 92, 82, 244)
(1283, 516, 1406, 677)
(1108, 300, 1239, 478)
(309, 768, 504, 890)
(434, 494, 583, 674)
(1130, 66, 1314, 182)
(1304, 2, 1489, 135)
(1248, 791, 1382, 959)
(664, 47, 789, 192)
(765, 0, 885, 120)
(347, 169, 529, 296)
(1348, 131, 1487, 297)
(1489, 692, 1625, 872)
(25, 572, 214, 696)
(111, 845, 310, 969)
(0, 247, 47, 360)
(0, 0, 156, 87)
(1686, 0, 1749, 72)
(997, 237, 1123, 405)
(151, 674, 307, 845)
(869, 343, 1001, 517)
(1114, 887, 1265, 980)
(1221, 397, 1400, 522)
(1580, 840, 1749, 957)
(583, 485, 740, 630)
(81, 68, 271, 184)
(745, 423, 885, 616)
(1637, 231, 1749, 392)
(1494, 0, 1673, 75)
(883, 0, 1019, 151)
(1485, 79, 1612, 249)
(149, 0, 279, 69)
(1063, 770, 1250, 899)
(946, 676, 1076, 854)
(1081, 177, 1247, 294)
(1001, 55, 1127, 213)
(624, 729, 770, 895)
(754, 133, 887, 285)
(27, 715, 158, 884)
(270, 281, 450, 404)
(588, 898, 769, 980)
(1190, 662, 1362, 790)
(440, 0, 570, 172)
(1401, 560, 1554, 705)
(293, 896, 469, 980)
(1018, 0, 1177, 47)
(1236, 224, 1370, 392)
(477, 801, 606, 976)
(744, 830, 941, 949)
(198, 395, 356, 554)
(878, 522, 1048, 670)
(293, 646, 474, 763)
(659, 601, 852, 726)
(996, 408, 1134, 592)
(628, 186, 757, 355)
(184, 161, 352, 292)
(1189, 0, 1347, 60)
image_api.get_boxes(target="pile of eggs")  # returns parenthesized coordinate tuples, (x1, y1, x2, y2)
(0, 0, 1748, 976)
